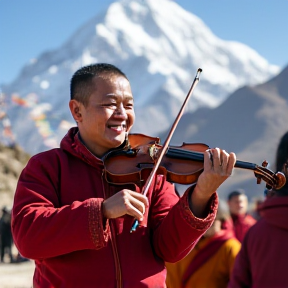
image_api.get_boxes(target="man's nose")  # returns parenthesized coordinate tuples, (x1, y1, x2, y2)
(114, 105, 127, 118)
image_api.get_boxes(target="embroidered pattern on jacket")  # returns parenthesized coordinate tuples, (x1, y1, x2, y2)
(88, 198, 109, 248)
(179, 190, 218, 231)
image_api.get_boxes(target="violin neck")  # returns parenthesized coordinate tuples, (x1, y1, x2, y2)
(166, 148, 257, 171)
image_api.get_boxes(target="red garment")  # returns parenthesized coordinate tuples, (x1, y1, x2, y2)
(12, 127, 218, 288)
(229, 196, 288, 288)
(166, 230, 241, 288)
(182, 230, 235, 287)
(231, 213, 256, 242)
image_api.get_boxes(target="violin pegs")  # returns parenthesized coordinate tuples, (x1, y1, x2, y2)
(262, 160, 268, 168)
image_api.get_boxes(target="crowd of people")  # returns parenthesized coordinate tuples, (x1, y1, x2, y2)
(5, 63, 288, 287)
(166, 131, 288, 288)
(228, 131, 288, 288)
(165, 188, 260, 288)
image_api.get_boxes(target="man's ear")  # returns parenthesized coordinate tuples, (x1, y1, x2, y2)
(69, 99, 82, 123)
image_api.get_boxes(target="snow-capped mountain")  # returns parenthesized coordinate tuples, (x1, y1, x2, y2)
(0, 0, 280, 154)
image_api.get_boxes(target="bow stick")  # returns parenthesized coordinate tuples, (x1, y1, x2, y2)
(130, 68, 202, 233)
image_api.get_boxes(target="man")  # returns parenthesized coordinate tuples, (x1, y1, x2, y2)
(12, 63, 236, 288)
(166, 203, 241, 288)
(0, 206, 13, 263)
(229, 131, 288, 287)
(227, 189, 256, 242)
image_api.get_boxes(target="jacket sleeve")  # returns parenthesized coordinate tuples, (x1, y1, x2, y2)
(228, 234, 252, 288)
(150, 176, 218, 263)
(12, 154, 110, 260)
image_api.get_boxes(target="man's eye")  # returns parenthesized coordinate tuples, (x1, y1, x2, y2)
(103, 103, 117, 107)
(125, 103, 134, 109)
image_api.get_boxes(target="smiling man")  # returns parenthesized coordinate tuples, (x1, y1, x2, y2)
(12, 63, 236, 288)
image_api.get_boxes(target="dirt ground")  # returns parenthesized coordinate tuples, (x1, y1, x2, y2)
(0, 260, 34, 288)
(0, 244, 34, 288)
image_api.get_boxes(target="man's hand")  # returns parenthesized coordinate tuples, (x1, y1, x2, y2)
(102, 190, 149, 221)
(190, 147, 236, 217)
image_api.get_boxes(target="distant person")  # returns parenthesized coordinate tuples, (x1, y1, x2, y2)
(11, 63, 236, 287)
(166, 202, 241, 288)
(229, 131, 288, 287)
(0, 206, 13, 263)
(227, 189, 256, 242)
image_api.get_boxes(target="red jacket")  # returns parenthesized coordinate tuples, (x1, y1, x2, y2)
(231, 213, 256, 243)
(12, 128, 218, 288)
(229, 196, 288, 288)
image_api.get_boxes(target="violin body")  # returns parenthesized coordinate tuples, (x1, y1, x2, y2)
(103, 134, 286, 190)
(104, 134, 209, 185)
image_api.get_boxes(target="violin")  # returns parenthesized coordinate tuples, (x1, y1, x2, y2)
(103, 68, 286, 232)
(103, 133, 286, 190)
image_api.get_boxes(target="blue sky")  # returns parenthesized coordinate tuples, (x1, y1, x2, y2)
(0, 0, 287, 85)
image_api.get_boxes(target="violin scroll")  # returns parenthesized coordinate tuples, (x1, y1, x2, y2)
(254, 160, 286, 190)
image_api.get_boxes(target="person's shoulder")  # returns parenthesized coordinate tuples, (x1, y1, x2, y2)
(239, 219, 273, 260)
(224, 237, 241, 250)
(26, 148, 65, 168)
(245, 214, 257, 225)
(31, 148, 64, 160)
(217, 237, 241, 257)
(241, 218, 265, 245)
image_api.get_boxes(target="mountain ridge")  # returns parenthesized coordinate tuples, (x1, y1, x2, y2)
(0, 0, 280, 155)
(166, 65, 288, 199)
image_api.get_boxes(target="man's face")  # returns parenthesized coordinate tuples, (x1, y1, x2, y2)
(228, 195, 248, 215)
(70, 75, 135, 157)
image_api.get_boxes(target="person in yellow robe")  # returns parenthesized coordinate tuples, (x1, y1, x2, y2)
(166, 203, 241, 288)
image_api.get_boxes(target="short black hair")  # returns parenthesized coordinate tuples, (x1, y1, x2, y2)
(276, 131, 288, 174)
(70, 63, 128, 106)
(227, 189, 246, 201)
(274, 131, 288, 196)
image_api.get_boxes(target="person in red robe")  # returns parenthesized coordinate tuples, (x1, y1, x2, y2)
(166, 203, 241, 288)
(227, 189, 256, 242)
(229, 131, 288, 287)
(11, 63, 236, 288)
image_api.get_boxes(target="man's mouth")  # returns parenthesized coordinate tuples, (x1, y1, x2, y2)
(108, 124, 126, 132)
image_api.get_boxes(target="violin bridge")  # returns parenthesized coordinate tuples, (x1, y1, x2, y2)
(149, 144, 159, 162)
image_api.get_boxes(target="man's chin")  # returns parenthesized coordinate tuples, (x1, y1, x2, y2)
(109, 135, 126, 148)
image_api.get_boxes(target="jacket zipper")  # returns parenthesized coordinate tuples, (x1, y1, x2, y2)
(79, 141, 123, 288)
(101, 171, 122, 288)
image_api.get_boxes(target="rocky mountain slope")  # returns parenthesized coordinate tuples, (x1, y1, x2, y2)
(0, 144, 30, 208)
